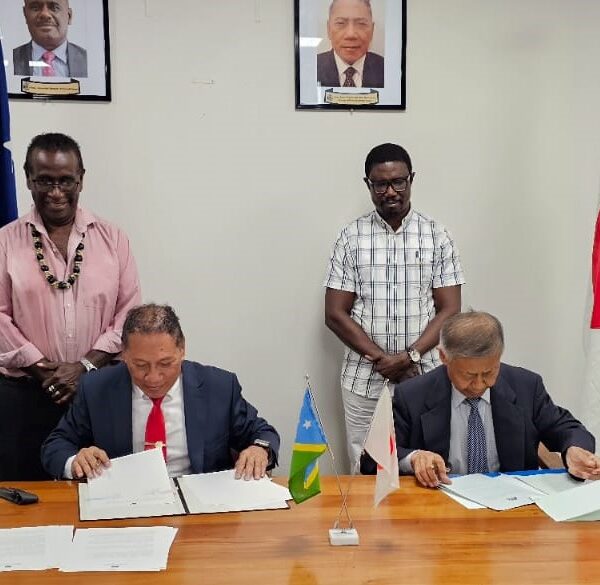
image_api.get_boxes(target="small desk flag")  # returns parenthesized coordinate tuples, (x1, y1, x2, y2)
(0, 39, 17, 228)
(364, 385, 399, 506)
(582, 210, 600, 440)
(288, 388, 328, 504)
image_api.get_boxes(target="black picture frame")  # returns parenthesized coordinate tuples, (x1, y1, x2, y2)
(295, 0, 406, 110)
(1, 0, 111, 101)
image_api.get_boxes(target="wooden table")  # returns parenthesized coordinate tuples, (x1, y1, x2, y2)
(1, 476, 599, 584)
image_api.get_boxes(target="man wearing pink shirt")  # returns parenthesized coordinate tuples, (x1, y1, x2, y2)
(0, 133, 141, 480)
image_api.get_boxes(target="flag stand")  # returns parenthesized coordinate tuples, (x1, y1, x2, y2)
(306, 377, 359, 546)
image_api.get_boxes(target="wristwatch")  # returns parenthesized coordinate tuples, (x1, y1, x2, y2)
(253, 438, 271, 451)
(80, 357, 97, 372)
(253, 438, 272, 465)
(407, 347, 421, 364)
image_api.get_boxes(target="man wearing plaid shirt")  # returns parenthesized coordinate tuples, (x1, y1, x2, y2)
(324, 143, 465, 469)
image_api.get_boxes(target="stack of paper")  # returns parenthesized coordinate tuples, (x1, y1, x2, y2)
(0, 526, 73, 572)
(178, 469, 292, 513)
(60, 527, 178, 572)
(79, 449, 186, 520)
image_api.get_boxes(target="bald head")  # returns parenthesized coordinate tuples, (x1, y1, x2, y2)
(439, 311, 504, 360)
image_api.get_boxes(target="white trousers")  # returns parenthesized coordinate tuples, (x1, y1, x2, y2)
(341, 388, 379, 473)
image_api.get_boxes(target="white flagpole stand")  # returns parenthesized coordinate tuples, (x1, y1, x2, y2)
(306, 376, 359, 546)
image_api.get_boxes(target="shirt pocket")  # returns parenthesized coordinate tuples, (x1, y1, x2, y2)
(404, 248, 435, 296)
(78, 257, 120, 311)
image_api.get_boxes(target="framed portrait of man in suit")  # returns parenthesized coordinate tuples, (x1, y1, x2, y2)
(295, 0, 406, 110)
(0, 0, 111, 101)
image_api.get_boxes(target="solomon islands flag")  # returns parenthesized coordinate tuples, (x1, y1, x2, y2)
(288, 388, 328, 504)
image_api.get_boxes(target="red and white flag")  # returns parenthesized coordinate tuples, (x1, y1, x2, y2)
(364, 383, 399, 506)
(582, 211, 600, 440)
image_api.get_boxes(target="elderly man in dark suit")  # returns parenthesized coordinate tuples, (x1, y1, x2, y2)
(41, 304, 279, 481)
(13, 0, 87, 78)
(317, 0, 384, 88)
(363, 311, 600, 487)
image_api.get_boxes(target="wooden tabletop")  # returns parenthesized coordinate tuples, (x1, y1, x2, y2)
(1, 476, 599, 584)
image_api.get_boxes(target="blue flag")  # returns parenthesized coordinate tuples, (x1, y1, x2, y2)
(0, 39, 17, 228)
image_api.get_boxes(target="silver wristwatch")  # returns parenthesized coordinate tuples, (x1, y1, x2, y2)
(253, 438, 270, 451)
(80, 357, 97, 372)
(407, 347, 421, 363)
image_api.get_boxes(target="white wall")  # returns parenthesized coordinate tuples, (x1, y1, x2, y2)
(7, 0, 600, 473)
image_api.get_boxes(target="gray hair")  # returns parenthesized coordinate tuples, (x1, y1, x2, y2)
(439, 311, 504, 359)
(122, 304, 185, 348)
(329, 0, 372, 18)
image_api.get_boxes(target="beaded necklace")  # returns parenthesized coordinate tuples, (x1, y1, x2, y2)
(31, 226, 85, 290)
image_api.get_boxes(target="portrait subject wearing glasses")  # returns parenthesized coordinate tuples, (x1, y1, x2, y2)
(324, 143, 465, 470)
(0, 133, 140, 480)
(317, 0, 384, 88)
(13, 0, 88, 78)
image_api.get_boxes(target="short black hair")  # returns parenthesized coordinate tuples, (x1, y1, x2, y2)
(364, 143, 412, 177)
(122, 304, 185, 348)
(24, 133, 85, 177)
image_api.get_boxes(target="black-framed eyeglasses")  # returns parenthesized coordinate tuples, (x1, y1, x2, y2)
(32, 177, 80, 193)
(364, 174, 414, 194)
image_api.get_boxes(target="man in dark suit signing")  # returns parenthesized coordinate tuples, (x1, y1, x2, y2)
(317, 0, 384, 88)
(41, 304, 279, 480)
(13, 0, 87, 78)
(364, 311, 600, 487)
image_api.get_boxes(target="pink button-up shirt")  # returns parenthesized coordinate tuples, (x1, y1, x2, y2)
(0, 207, 141, 376)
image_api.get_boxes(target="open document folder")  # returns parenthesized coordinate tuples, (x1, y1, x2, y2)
(78, 449, 291, 520)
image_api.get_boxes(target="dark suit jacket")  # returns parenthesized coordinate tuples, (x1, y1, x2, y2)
(317, 50, 384, 88)
(41, 360, 280, 479)
(13, 41, 88, 77)
(362, 364, 594, 474)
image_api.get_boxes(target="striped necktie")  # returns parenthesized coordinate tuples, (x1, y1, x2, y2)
(465, 398, 489, 473)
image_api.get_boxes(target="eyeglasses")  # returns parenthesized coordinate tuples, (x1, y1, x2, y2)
(364, 174, 414, 195)
(32, 177, 80, 193)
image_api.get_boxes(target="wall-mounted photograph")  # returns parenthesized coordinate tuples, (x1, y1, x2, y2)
(295, 0, 406, 110)
(0, 0, 111, 101)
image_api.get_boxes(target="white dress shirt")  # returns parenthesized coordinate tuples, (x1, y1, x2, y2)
(132, 376, 192, 477)
(63, 376, 192, 479)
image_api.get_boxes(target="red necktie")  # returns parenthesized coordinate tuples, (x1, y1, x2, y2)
(42, 51, 56, 77)
(145, 397, 167, 461)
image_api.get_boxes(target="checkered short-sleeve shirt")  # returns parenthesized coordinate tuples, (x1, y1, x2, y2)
(324, 209, 466, 398)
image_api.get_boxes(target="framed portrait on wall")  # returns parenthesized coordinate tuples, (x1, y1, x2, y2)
(295, 0, 406, 110)
(0, 0, 111, 101)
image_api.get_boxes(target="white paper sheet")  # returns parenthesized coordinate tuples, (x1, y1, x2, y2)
(0, 525, 73, 571)
(440, 488, 486, 509)
(440, 474, 543, 510)
(86, 448, 174, 505)
(178, 469, 291, 513)
(79, 479, 186, 521)
(535, 479, 600, 521)
(59, 526, 178, 572)
(513, 472, 582, 496)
